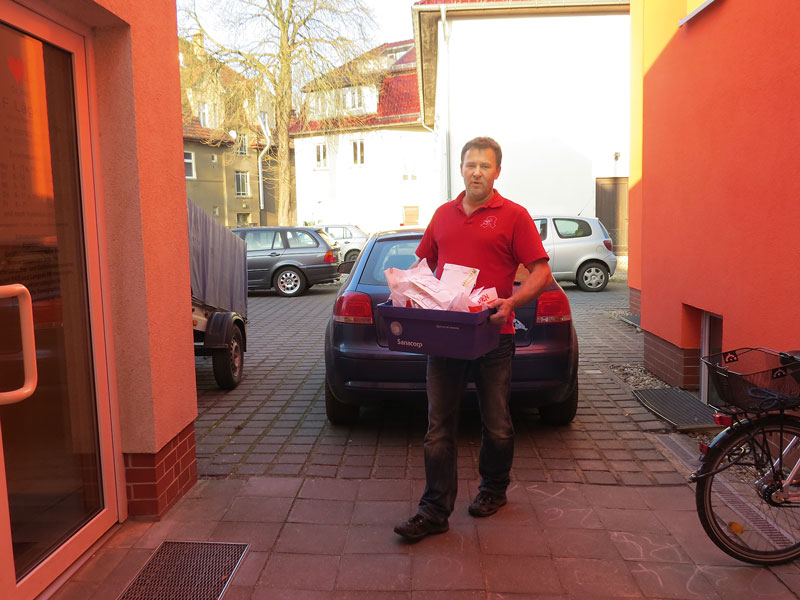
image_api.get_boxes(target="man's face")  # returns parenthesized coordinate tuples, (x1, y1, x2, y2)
(460, 147, 501, 203)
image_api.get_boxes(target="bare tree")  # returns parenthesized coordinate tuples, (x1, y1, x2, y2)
(180, 0, 376, 225)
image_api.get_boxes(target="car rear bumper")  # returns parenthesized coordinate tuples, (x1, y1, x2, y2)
(607, 252, 618, 276)
(325, 333, 578, 408)
(304, 263, 341, 285)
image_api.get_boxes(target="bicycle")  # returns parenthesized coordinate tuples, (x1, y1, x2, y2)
(689, 347, 800, 565)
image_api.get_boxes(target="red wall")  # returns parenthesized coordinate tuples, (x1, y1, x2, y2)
(640, 0, 800, 351)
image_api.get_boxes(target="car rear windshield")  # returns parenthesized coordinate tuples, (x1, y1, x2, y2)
(554, 218, 592, 238)
(316, 229, 336, 247)
(359, 238, 420, 285)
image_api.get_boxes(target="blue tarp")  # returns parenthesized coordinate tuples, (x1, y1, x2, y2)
(187, 198, 247, 319)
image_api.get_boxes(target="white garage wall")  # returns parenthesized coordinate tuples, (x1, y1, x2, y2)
(295, 128, 440, 234)
(438, 13, 631, 217)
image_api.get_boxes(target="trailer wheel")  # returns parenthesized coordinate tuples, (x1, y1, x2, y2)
(213, 326, 244, 389)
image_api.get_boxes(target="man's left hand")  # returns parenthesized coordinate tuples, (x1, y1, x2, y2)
(488, 298, 513, 325)
(485, 258, 553, 326)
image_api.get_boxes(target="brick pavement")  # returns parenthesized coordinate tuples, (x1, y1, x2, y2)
(192, 279, 678, 487)
(53, 278, 800, 599)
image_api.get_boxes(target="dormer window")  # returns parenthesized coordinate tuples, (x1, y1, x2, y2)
(346, 87, 363, 110)
(198, 102, 208, 127)
(236, 134, 248, 156)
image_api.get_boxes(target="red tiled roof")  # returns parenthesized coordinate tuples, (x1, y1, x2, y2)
(182, 115, 234, 144)
(377, 72, 419, 118)
(303, 41, 415, 91)
(290, 70, 420, 134)
(290, 41, 421, 135)
(394, 47, 417, 68)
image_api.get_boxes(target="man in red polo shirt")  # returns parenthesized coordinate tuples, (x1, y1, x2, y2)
(394, 136, 552, 541)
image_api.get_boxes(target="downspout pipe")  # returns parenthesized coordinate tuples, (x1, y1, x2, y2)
(258, 115, 270, 223)
(441, 5, 452, 201)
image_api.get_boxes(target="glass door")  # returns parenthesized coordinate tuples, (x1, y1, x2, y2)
(0, 5, 119, 598)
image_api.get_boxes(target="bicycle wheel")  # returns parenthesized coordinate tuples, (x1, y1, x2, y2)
(696, 415, 800, 565)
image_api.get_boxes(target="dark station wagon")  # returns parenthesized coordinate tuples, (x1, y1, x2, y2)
(324, 229, 579, 425)
(232, 226, 341, 297)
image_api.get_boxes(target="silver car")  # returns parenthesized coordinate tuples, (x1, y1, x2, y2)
(320, 224, 368, 263)
(533, 216, 618, 292)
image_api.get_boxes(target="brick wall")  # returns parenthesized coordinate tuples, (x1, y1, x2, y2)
(644, 332, 700, 389)
(124, 423, 197, 518)
(629, 287, 641, 316)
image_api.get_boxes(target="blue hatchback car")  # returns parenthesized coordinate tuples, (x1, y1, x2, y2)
(323, 229, 579, 425)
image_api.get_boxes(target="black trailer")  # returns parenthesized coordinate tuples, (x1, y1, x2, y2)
(188, 198, 247, 389)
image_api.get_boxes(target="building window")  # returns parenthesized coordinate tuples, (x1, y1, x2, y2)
(236, 213, 250, 227)
(184, 151, 196, 179)
(236, 134, 248, 156)
(197, 102, 208, 127)
(316, 143, 327, 168)
(352, 140, 365, 165)
(346, 87, 363, 109)
(235, 171, 250, 197)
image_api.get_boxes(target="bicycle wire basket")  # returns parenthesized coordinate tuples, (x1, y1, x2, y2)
(701, 347, 800, 413)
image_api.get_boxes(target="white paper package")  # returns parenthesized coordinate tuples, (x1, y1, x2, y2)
(385, 259, 497, 312)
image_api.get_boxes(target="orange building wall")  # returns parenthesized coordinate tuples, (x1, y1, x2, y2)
(634, 0, 800, 352)
(34, 0, 199, 454)
(95, 0, 198, 452)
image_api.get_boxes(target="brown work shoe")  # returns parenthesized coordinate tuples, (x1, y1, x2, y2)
(468, 490, 507, 517)
(393, 513, 449, 541)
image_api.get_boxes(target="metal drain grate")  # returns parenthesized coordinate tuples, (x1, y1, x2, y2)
(619, 313, 641, 328)
(118, 541, 248, 600)
(633, 388, 717, 430)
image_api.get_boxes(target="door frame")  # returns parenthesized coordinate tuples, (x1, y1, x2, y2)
(0, 2, 123, 598)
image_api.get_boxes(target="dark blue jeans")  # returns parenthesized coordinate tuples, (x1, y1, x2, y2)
(418, 335, 515, 523)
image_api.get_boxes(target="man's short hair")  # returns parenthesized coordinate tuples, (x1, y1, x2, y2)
(460, 137, 502, 167)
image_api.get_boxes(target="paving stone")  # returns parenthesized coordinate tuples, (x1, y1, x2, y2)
(544, 528, 619, 560)
(338, 554, 411, 591)
(482, 556, 563, 595)
(628, 561, 720, 599)
(259, 553, 339, 591)
(554, 557, 642, 598)
(411, 553, 483, 591)
(584, 471, 618, 485)
(276, 523, 348, 554)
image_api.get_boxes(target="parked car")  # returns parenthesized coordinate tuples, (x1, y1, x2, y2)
(533, 216, 617, 292)
(324, 229, 579, 425)
(319, 224, 369, 263)
(231, 226, 341, 297)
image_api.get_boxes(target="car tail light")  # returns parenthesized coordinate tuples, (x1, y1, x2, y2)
(324, 250, 336, 263)
(603, 240, 613, 251)
(714, 412, 733, 427)
(535, 289, 572, 324)
(333, 291, 374, 325)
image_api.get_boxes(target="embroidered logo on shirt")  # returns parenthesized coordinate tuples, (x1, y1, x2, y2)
(481, 216, 497, 229)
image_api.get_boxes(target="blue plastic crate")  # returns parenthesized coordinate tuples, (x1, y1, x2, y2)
(377, 301, 501, 360)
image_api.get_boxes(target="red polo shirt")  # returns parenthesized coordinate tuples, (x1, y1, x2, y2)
(416, 189, 548, 334)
